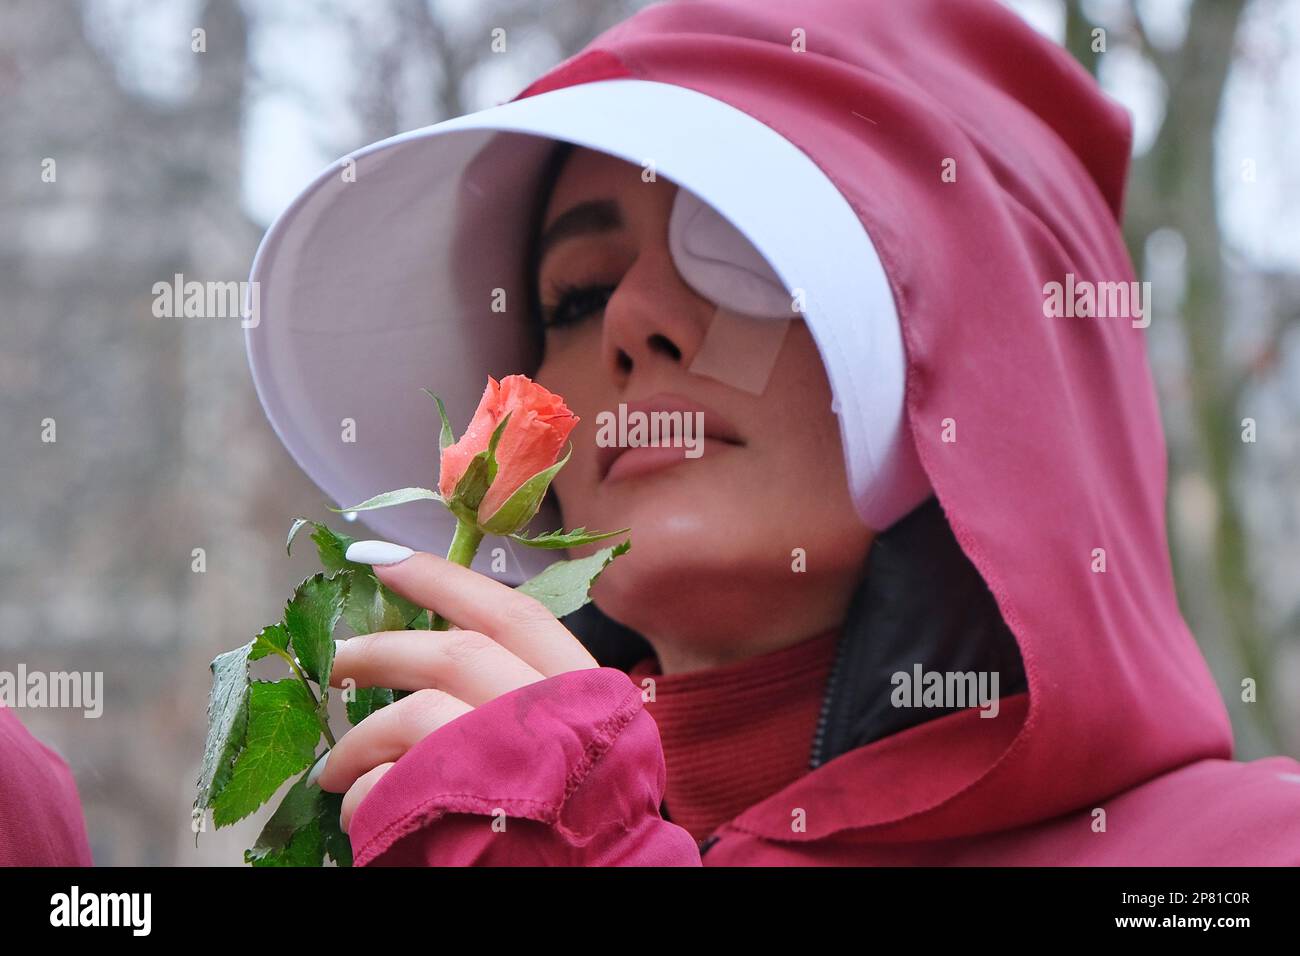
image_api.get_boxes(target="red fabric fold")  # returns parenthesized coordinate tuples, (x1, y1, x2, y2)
(0, 706, 93, 866)
(349, 667, 700, 866)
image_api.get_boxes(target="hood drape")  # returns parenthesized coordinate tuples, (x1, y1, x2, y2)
(529, 0, 1236, 842)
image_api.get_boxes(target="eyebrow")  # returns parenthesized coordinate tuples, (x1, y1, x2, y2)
(536, 199, 623, 265)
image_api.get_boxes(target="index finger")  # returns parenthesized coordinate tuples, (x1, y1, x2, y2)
(346, 544, 599, 677)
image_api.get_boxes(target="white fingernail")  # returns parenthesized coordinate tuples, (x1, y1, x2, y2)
(335, 638, 350, 652)
(345, 540, 414, 565)
(306, 750, 330, 788)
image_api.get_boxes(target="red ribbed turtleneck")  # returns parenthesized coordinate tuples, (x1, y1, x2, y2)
(627, 627, 842, 845)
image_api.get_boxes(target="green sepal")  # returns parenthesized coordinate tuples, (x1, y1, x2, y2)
(329, 487, 441, 513)
(286, 518, 310, 555)
(480, 443, 572, 535)
(509, 526, 630, 549)
(423, 388, 456, 454)
(450, 411, 511, 511)
(446, 497, 479, 526)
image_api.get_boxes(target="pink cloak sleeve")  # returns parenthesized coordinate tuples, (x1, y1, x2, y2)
(347, 667, 702, 866)
(0, 706, 93, 866)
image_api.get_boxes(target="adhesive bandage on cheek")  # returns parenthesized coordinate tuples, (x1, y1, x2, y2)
(668, 187, 796, 396)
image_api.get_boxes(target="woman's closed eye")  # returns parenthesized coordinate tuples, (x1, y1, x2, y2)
(542, 281, 617, 330)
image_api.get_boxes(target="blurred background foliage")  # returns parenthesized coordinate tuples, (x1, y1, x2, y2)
(1, 0, 1295, 865)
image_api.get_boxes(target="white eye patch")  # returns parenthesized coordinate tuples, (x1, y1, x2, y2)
(662, 181, 930, 528)
(668, 186, 795, 395)
(668, 186, 793, 318)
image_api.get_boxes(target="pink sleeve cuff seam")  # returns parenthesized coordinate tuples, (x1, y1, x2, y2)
(354, 673, 646, 865)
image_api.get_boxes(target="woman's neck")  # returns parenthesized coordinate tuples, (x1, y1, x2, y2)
(632, 576, 856, 674)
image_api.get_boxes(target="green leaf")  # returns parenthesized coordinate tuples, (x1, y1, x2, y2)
(330, 487, 441, 513)
(346, 686, 394, 726)
(423, 388, 455, 454)
(509, 526, 631, 550)
(320, 790, 352, 867)
(341, 569, 424, 636)
(289, 522, 419, 637)
(516, 540, 631, 619)
(310, 522, 358, 573)
(248, 820, 323, 867)
(284, 572, 346, 685)
(288, 518, 362, 573)
(286, 517, 311, 555)
(248, 623, 290, 662)
(245, 768, 352, 867)
(245, 768, 326, 866)
(212, 679, 322, 827)
(196, 643, 252, 812)
(480, 443, 572, 535)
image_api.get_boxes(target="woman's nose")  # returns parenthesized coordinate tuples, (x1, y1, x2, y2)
(599, 252, 710, 381)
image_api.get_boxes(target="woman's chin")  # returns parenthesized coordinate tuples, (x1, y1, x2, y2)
(559, 477, 767, 620)
(567, 505, 737, 575)
(585, 521, 741, 608)
(599, 475, 745, 532)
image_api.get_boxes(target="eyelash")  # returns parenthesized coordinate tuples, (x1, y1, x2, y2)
(542, 282, 616, 330)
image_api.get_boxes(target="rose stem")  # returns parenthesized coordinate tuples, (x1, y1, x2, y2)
(431, 518, 485, 630)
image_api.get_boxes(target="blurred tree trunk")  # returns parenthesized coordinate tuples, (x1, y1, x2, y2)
(1064, 0, 1285, 751)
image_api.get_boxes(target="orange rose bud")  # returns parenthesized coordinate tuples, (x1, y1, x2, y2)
(438, 374, 578, 526)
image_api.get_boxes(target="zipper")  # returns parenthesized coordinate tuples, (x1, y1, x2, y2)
(808, 627, 849, 770)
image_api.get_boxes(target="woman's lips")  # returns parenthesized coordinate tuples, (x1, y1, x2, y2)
(604, 436, 742, 483)
(597, 394, 745, 484)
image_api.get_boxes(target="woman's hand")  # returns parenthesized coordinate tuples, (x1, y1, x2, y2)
(311, 549, 599, 833)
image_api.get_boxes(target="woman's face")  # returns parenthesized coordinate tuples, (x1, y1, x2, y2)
(533, 146, 873, 670)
